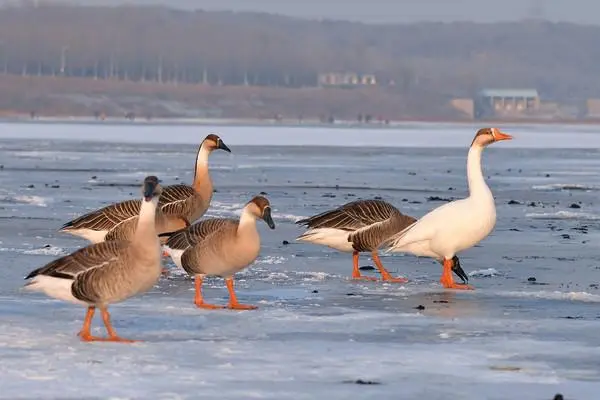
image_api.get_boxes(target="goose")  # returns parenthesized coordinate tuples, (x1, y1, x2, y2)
(295, 199, 417, 283)
(23, 176, 164, 342)
(159, 195, 275, 310)
(384, 127, 513, 290)
(59, 133, 231, 244)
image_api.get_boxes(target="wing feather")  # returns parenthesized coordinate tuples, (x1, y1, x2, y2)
(158, 184, 196, 216)
(162, 218, 238, 251)
(296, 200, 399, 231)
(61, 199, 141, 232)
(25, 241, 128, 281)
(349, 211, 416, 252)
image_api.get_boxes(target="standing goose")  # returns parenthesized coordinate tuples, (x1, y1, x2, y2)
(23, 176, 164, 342)
(384, 128, 513, 290)
(59, 133, 231, 244)
(295, 199, 416, 283)
(160, 196, 275, 310)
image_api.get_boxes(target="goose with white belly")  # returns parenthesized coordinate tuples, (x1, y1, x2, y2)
(59, 134, 231, 244)
(160, 195, 275, 310)
(384, 127, 513, 290)
(23, 176, 164, 342)
(295, 199, 416, 282)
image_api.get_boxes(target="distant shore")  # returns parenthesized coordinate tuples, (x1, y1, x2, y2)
(2, 115, 600, 129)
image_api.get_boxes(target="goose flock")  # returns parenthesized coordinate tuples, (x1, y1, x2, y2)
(23, 128, 513, 342)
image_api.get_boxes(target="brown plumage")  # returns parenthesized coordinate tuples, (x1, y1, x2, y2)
(160, 195, 275, 310)
(59, 134, 231, 243)
(24, 175, 164, 343)
(296, 199, 416, 283)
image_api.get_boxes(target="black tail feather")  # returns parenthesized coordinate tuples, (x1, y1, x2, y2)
(158, 231, 179, 238)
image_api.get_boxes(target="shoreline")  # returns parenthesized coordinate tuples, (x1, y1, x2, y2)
(2, 116, 600, 129)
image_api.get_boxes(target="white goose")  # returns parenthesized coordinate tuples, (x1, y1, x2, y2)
(384, 127, 513, 290)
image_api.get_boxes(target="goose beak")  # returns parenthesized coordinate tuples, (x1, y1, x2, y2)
(143, 181, 156, 201)
(494, 131, 513, 141)
(451, 256, 469, 284)
(218, 140, 231, 153)
(262, 207, 276, 229)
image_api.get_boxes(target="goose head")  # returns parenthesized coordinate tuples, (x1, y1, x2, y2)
(470, 127, 513, 148)
(246, 196, 276, 229)
(142, 175, 162, 202)
(202, 133, 231, 153)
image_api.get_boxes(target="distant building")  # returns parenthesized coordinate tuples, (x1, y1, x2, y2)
(474, 89, 539, 119)
(318, 72, 377, 88)
(585, 98, 600, 118)
(449, 98, 474, 120)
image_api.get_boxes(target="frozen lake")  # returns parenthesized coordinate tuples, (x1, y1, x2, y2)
(0, 122, 599, 399)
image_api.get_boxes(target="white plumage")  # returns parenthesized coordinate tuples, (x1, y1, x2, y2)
(385, 127, 513, 290)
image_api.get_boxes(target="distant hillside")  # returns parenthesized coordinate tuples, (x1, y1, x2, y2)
(0, 4, 598, 118)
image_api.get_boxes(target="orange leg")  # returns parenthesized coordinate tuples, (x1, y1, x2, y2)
(351, 251, 377, 281)
(440, 258, 474, 290)
(77, 306, 104, 341)
(194, 275, 224, 309)
(99, 307, 137, 343)
(225, 277, 257, 310)
(372, 252, 408, 283)
(161, 250, 170, 276)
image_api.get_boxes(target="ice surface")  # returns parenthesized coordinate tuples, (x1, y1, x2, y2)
(0, 123, 598, 399)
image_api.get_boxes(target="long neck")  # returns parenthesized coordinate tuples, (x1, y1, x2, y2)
(237, 207, 258, 236)
(192, 145, 213, 199)
(466, 144, 490, 198)
(134, 198, 158, 244)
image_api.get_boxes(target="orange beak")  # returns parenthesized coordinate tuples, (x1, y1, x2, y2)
(494, 131, 513, 141)
(162, 250, 169, 257)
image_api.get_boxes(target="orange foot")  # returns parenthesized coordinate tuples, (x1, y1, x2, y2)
(79, 334, 138, 343)
(440, 277, 474, 290)
(194, 301, 225, 310)
(227, 303, 258, 310)
(351, 274, 378, 281)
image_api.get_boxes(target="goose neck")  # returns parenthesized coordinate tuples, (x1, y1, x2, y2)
(466, 144, 490, 197)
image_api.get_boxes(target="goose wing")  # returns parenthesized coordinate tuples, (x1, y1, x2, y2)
(296, 199, 399, 231)
(349, 209, 416, 252)
(25, 241, 129, 281)
(158, 184, 196, 216)
(179, 220, 239, 273)
(162, 218, 238, 251)
(60, 199, 141, 232)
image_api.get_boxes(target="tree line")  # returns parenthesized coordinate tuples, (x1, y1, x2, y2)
(1, 3, 599, 102)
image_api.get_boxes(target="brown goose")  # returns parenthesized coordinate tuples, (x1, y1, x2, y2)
(24, 176, 164, 342)
(59, 133, 231, 244)
(295, 199, 416, 282)
(160, 196, 275, 310)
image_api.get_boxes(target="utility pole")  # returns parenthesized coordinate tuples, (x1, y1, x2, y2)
(157, 54, 163, 84)
(60, 45, 68, 76)
(0, 42, 6, 75)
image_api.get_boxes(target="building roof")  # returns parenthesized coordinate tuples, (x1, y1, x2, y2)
(479, 89, 539, 98)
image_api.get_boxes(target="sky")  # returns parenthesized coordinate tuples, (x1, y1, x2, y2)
(42, 0, 600, 25)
